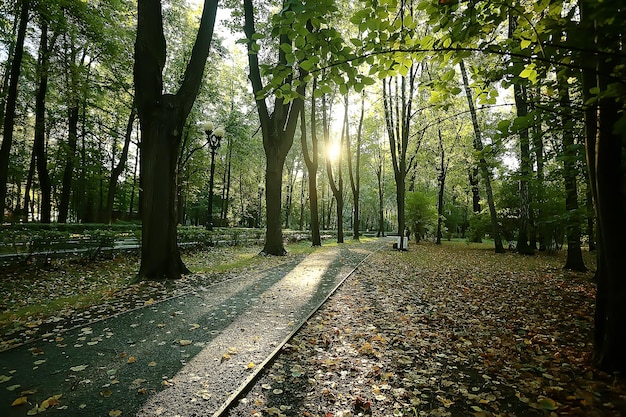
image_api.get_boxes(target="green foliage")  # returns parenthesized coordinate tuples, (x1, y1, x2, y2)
(466, 211, 490, 243)
(405, 191, 437, 240)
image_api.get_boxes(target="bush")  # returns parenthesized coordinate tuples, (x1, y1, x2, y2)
(466, 212, 491, 243)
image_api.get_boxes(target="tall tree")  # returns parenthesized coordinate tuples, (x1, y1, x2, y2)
(243, 0, 307, 255)
(459, 60, 505, 253)
(347, 91, 364, 240)
(300, 79, 322, 246)
(58, 30, 86, 223)
(509, 12, 534, 255)
(134, 0, 219, 280)
(578, 0, 626, 373)
(32, 10, 58, 223)
(0, 0, 29, 222)
(323, 93, 345, 243)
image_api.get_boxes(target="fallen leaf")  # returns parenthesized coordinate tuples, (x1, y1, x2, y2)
(40, 394, 62, 409)
(179, 339, 192, 346)
(147, 361, 157, 367)
(70, 365, 88, 372)
(127, 356, 136, 364)
(109, 410, 122, 417)
(247, 362, 256, 369)
(11, 396, 28, 406)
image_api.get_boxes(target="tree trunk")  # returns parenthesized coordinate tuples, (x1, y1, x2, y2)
(436, 129, 445, 245)
(263, 132, 289, 255)
(299, 171, 306, 231)
(376, 146, 385, 237)
(244, 0, 306, 255)
(559, 74, 586, 271)
(22, 150, 35, 221)
(324, 93, 345, 244)
(33, 17, 54, 223)
(221, 135, 233, 223)
(283, 159, 294, 229)
(580, 0, 626, 373)
(134, 0, 218, 280)
(513, 83, 534, 255)
(58, 104, 79, 223)
(129, 140, 139, 217)
(300, 89, 321, 246)
(0, 0, 29, 222)
(105, 106, 136, 224)
(347, 90, 364, 240)
(459, 60, 505, 253)
(469, 167, 481, 213)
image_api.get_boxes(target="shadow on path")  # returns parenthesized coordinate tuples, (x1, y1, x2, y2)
(0, 239, 384, 417)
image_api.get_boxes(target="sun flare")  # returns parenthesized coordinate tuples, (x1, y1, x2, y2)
(327, 142, 341, 161)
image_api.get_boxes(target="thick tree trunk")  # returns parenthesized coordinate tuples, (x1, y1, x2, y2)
(263, 133, 288, 255)
(579, 0, 626, 373)
(592, 81, 626, 373)
(244, 0, 305, 255)
(0, 0, 29, 222)
(459, 60, 505, 253)
(134, 0, 218, 280)
(137, 97, 190, 279)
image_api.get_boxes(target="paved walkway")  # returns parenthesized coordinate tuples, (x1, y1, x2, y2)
(0, 239, 385, 417)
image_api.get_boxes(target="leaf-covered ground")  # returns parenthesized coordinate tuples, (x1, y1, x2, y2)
(229, 241, 626, 417)
(0, 244, 296, 351)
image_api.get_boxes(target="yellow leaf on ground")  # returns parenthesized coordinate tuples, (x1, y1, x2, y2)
(40, 394, 62, 409)
(127, 356, 136, 364)
(247, 362, 255, 369)
(179, 340, 192, 346)
(11, 396, 27, 406)
(109, 410, 122, 417)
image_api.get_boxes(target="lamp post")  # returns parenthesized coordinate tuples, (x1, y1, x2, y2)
(205, 122, 225, 230)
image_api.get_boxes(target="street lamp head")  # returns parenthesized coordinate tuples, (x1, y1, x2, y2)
(204, 121, 214, 133)
(214, 127, 225, 138)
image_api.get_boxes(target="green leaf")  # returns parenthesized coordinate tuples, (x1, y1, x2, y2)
(519, 64, 538, 83)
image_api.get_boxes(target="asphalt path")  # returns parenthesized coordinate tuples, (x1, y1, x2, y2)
(0, 239, 385, 417)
